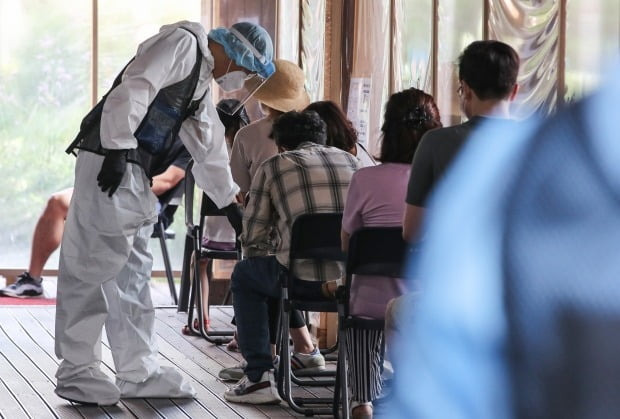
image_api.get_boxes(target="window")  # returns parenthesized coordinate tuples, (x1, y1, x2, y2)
(565, 0, 620, 103)
(98, 1, 201, 99)
(436, 0, 483, 125)
(394, 0, 433, 93)
(0, 0, 91, 268)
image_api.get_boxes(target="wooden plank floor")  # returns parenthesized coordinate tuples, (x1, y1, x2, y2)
(0, 305, 336, 418)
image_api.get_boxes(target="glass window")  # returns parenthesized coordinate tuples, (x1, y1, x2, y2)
(0, 0, 91, 269)
(565, 0, 620, 103)
(98, 1, 201, 100)
(277, 0, 300, 63)
(436, 0, 483, 125)
(394, 0, 433, 93)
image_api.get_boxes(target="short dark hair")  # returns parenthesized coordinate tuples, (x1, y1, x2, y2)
(380, 88, 442, 163)
(271, 110, 327, 150)
(458, 40, 519, 100)
(304, 101, 357, 152)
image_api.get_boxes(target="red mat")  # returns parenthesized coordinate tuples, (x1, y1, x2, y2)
(0, 296, 56, 306)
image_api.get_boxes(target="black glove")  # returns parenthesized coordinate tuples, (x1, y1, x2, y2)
(97, 149, 128, 197)
(222, 202, 243, 238)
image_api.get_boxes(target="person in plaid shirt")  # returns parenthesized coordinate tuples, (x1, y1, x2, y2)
(224, 110, 360, 404)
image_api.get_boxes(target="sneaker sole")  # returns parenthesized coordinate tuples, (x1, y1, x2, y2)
(218, 371, 245, 381)
(1, 290, 43, 298)
(292, 365, 326, 376)
(224, 393, 282, 405)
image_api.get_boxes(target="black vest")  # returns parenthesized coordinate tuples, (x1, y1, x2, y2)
(67, 29, 205, 178)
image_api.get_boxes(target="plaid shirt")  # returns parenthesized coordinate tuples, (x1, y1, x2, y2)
(242, 142, 360, 281)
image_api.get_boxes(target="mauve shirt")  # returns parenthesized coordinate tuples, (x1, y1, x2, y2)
(342, 163, 410, 319)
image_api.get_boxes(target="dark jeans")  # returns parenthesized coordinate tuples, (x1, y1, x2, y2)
(231, 256, 325, 382)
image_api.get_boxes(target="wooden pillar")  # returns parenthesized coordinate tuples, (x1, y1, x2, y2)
(91, 0, 98, 106)
(557, 0, 567, 107)
(431, 0, 438, 99)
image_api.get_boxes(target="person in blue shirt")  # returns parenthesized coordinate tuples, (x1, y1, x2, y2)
(384, 62, 620, 418)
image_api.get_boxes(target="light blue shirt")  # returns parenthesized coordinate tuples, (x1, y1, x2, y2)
(383, 61, 620, 419)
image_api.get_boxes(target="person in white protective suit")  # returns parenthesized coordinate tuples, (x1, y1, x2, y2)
(55, 20, 275, 406)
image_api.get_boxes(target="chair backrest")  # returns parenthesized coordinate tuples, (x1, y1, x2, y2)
(183, 159, 241, 244)
(344, 227, 410, 319)
(184, 159, 229, 228)
(346, 227, 409, 278)
(289, 213, 346, 268)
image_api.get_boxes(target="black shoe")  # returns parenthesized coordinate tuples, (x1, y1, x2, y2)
(1, 272, 43, 298)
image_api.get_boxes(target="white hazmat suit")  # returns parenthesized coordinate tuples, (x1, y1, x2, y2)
(55, 21, 240, 405)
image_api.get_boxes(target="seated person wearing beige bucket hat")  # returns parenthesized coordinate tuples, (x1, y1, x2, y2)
(230, 59, 311, 196)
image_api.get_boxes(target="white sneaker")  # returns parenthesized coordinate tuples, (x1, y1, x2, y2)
(219, 359, 248, 381)
(223, 370, 281, 405)
(290, 347, 326, 375)
(219, 356, 280, 382)
(118, 366, 196, 398)
(56, 367, 120, 406)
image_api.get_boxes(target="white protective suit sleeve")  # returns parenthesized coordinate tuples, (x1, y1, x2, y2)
(178, 90, 240, 209)
(100, 24, 239, 208)
(100, 28, 198, 150)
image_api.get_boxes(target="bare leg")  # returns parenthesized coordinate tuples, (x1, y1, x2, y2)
(199, 258, 210, 325)
(290, 326, 315, 354)
(29, 188, 73, 278)
(352, 404, 373, 418)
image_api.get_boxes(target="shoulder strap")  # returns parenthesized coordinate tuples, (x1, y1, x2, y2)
(178, 28, 205, 119)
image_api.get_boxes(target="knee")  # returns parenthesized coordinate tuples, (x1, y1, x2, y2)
(45, 191, 71, 219)
(231, 259, 251, 292)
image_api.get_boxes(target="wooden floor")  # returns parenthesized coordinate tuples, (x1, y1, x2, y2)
(0, 305, 336, 418)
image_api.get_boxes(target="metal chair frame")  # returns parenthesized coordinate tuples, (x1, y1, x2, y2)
(151, 180, 185, 305)
(277, 213, 347, 417)
(180, 160, 240, 344)
(336, 226, 410, 419)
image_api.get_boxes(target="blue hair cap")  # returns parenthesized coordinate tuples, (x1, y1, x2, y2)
(208, 22, 275, 79)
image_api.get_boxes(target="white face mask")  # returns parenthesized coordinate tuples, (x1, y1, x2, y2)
(215, 71, 247, 92)
(215, 59, 247, 92)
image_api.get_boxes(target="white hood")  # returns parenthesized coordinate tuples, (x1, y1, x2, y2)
(159, 21, 211, 59)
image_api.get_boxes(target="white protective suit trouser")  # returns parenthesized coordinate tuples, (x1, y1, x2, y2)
(55, 151, 191, 403)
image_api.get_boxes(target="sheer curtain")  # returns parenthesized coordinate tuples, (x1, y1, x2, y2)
(301, 0, 326, 102)
(489, 0, 559, 119)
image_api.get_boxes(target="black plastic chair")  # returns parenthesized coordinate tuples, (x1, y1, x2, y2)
(180, 160, 240, 344)
(151, 180, 185, 305)
(277, 212, 346, 417)
(336, 227, 410, 418)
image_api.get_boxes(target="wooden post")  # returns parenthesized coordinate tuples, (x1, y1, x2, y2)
(91, 0, 98, 106)
(431, 0, 438, 99)
(557, 0, 567, 107)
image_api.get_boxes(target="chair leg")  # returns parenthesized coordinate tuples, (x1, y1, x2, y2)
(186, 249, 234, 344)
(177, 234, 194, 312)
(159, 219, 178, 305)
(339, 329, 350, 419)
(222, 285, 232, 305)
(278, 305, 334, 415)
(186, 256, 198, 336)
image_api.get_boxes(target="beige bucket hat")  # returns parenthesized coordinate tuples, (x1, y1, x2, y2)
(253, 59, 310, 112)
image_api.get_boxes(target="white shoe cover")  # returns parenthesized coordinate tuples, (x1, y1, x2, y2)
(117, 366, 196, 398)
(56, 368, 120, 406)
